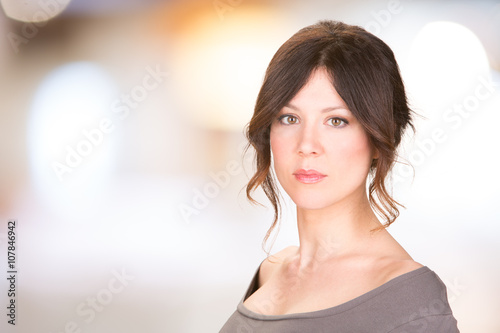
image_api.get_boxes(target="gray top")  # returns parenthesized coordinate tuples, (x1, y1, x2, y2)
(220, 265, 459, 332)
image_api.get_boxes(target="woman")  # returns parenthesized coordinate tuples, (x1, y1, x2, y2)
(220, 20, 459, 332)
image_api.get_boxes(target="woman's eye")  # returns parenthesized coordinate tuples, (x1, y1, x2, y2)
(328, 118, 347, 127)
(279, 115, 298, 125)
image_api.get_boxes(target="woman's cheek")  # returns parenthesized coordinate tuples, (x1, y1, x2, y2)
(270, 134, 291, 183)
(340, 134, 374, 173)
(270, 129, 289, 158)
(271, 140, 286, 171)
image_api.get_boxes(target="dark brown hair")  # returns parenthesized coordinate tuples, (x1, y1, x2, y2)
(245, 20, 415, 246)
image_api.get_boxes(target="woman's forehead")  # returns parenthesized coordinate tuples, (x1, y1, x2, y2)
(285, 69, 349, 112)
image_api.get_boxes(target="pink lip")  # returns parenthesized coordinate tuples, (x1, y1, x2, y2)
(293, 169, 327, 184)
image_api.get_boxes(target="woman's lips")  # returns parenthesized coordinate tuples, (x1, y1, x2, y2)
(293, 169, 327, 184)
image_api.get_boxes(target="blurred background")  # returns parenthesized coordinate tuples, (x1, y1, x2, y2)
(0, 0, 499, 332)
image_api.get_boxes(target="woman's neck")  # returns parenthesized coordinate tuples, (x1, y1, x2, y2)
(294, 190, 381, 270)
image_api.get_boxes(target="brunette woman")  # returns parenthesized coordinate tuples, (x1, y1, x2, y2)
(221, 20, 459, 332)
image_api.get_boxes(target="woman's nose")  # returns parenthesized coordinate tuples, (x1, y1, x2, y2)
(297, 124, 322, 156)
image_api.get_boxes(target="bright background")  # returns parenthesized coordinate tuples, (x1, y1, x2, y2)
(0, 0, 499, 332)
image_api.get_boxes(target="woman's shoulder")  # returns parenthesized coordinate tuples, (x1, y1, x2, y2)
(381, 258, 425, 283)
(395, 264, 449, 297)
(382, 265, 458, 331)
(367, 229, 425, 283)
(257, 245, 298, 288)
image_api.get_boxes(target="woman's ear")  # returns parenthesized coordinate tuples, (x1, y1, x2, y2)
(372, 147, 379, 160)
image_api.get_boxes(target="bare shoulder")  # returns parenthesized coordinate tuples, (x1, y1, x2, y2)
(375, 255, 425, 284)
(387, 259, 424, 278)
(258, 245, 298, 287)
(372, 229, 425, 280)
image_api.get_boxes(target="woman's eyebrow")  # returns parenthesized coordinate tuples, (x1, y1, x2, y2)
(320, 106, 350, 113)
(283, 103, 349, 113)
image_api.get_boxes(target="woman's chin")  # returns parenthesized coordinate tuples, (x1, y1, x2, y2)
(290, 196, 338, 212)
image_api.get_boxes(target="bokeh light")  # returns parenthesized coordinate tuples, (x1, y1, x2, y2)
(1, 0, 71, 22)
(27, 62, 118, 219)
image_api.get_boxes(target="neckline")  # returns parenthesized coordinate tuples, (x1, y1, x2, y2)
(238, 265, 430, 320)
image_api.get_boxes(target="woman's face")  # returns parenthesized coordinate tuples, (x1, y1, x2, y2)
(270, 68, 377, 211)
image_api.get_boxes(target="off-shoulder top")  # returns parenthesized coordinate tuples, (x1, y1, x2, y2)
(220, 265, 459, 332)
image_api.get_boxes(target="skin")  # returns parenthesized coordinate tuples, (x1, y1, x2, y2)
(243, 68, 422, 316)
